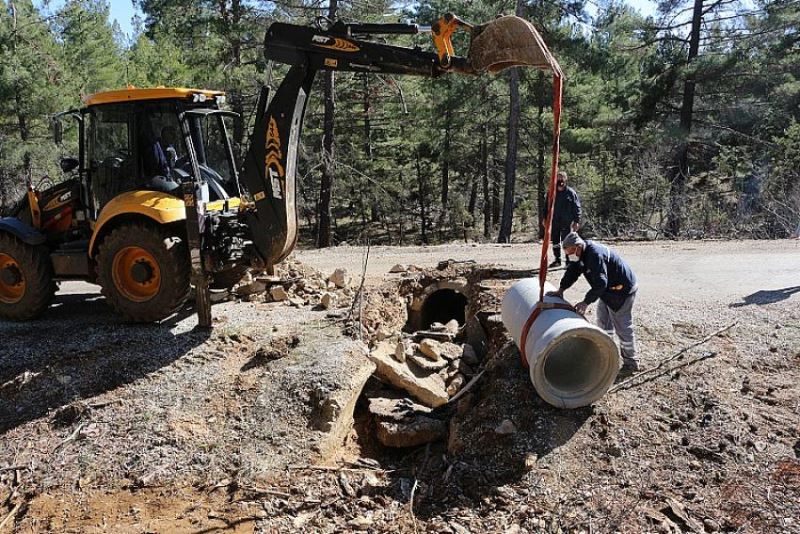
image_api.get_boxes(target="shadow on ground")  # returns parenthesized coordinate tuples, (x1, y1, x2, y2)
(729, 286, 800, 308)
(0, 291, 209, 434)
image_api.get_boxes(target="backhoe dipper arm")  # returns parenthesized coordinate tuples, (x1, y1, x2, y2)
(241, 19, 474, 267)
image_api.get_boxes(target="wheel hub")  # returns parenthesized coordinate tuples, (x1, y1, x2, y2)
(0, 265, 21, 286)
(111, 246, 161, 303)
(0, 252, 25, 304)
(131, 261, 154, 284)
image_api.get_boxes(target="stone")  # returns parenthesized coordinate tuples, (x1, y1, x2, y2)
(462, 343, 479, 365)
(236, 280, 267, 296)
(409, 351, 448, 372)
(376, 416, 447, 447)
(270, 285, 288, 301)
(389, 263, 408, 273)
(320, 292, 336, 310)
(367, 394, 431, 422)
(444, 319, 460, 334)
(419, 338, 443, 360)
(289, 297, 305, 307)
(495, 419, 517, 435)
(375, 327, 393, 342)
(430, 322, 446, 332)
(347, 516, 373, 530)
(440, 342, 463, 361)
(329, 268, 351, 288)
(394, 340, 413, 363)
(368, 343, 449, 407)
(446, 373, 465, 397)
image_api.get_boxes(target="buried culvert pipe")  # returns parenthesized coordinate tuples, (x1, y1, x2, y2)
(502, 279, 619, 409)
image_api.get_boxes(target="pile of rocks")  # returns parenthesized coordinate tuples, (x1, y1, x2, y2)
(367, 320, 481, 448)
(232, 261, 354, 311)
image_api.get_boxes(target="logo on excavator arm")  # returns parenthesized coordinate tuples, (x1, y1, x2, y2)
(312, 35, 360, 53)
(265, 117, 285, 200)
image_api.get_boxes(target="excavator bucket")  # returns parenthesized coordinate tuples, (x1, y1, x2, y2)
(468, 15, 561, 75)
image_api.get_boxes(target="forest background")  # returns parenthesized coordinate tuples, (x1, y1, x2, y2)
(1, 0, 798, 246)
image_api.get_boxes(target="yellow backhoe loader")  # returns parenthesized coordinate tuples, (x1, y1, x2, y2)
(0, 14, 559, 325)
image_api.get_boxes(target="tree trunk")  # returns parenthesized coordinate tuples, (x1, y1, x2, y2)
(491, 126, 500, 226)
(482, 119, 491, 239)
(441, 108, 451, 209)
(498, 66, 521, 243)
(416, 149, 428, 244)
(317, 0, 338, 248)
(666, 0, 703, 237)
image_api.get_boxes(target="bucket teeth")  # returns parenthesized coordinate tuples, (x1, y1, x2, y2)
(468, 15, 560, 75)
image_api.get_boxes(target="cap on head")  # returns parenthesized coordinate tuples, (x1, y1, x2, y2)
(562, 232, 584, 250)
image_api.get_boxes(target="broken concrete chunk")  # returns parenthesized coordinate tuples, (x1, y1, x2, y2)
(394, 340, 413, 363)
(462, 343, 479, 365)
(367, 395, 431, 422)
(376, 416, 447, 448)
(389, 263, 408, 273)
(288, 297, 305, 307)
(270, 286, 289, 301)
(444, 319, 460, 334)
(329, 268, 351, 288)
(413, 330, 455, 342)
(375, 327, 393, 342)
(409, 352, 449, 372)
(419, 338, 443, 360)
(320, 292, 337, 310)
(440, 342, 463, 361)
(236, 280, 267, 296)
(368, 344, 448, 408)
(446, 373, 465, 397)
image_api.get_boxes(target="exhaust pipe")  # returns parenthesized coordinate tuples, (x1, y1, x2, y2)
(502, 279, 619, 409)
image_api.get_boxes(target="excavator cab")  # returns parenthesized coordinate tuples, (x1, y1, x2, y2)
(0, 14, 560, 326)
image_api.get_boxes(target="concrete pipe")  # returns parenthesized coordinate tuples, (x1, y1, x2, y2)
(502, 279, 619, 409)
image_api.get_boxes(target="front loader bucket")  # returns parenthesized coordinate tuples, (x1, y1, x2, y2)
(468, 15, 560, 75)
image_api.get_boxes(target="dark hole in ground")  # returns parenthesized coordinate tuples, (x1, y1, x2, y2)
(420, 289, 468, 330)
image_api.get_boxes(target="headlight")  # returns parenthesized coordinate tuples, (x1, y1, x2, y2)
(216, 95, 226, 105)
(192, 93, 207, 103)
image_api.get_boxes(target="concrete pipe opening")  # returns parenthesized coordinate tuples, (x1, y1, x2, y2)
(502, 279, 619, 409)
(421, 289, 468, 329)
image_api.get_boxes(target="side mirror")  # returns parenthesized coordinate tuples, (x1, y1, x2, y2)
(60, 157, 79, 173)
(53, 119, 63, 145)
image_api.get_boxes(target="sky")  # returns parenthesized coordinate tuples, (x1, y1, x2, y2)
(41, 0, 659, 39)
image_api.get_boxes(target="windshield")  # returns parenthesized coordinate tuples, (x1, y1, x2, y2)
(186, 112, 237, 187)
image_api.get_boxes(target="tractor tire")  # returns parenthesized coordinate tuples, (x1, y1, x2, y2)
(97, 223, 190, 322)
(0, 232, 56, 321)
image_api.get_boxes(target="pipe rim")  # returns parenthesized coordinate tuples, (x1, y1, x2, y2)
(530, 326, 619, 409)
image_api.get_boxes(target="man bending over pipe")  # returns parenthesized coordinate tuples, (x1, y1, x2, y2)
(547, 232, 640, 377)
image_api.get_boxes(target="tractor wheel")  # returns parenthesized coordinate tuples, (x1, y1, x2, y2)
(0, 233, 56, 321)
(97, 223, 190, 322)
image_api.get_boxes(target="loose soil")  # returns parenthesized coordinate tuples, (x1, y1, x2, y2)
(1, 240, 798, 533)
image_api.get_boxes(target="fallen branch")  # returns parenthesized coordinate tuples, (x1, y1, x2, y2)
(610, 323, 736, 393)
(447, 370, 485, 405)
(287, 465, 393, 474)
(53, 422, 87, 453)
(0, 502, 22, 532)
(346, 241, 371, 338)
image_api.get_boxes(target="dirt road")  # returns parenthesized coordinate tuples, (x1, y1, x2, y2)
(302, 239, 800, 304)
(60, 239, 799, 305)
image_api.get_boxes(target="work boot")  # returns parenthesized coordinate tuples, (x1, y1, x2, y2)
(548, 259, 562, 269)
(616, 360, 640, 380)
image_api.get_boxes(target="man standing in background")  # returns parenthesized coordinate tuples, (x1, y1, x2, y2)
(542, 171, 582, 268)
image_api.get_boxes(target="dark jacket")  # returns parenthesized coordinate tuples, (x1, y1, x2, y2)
(560, 240, 637, 311)
(544, 186, 582, 226)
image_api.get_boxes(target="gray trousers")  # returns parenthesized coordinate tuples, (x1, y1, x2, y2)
(597, 292, 637, 364)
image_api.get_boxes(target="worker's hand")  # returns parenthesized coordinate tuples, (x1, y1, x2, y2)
(546, 289, 564, 298)
(571, 221, 581, 232)
(574, 301, 588, 315)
